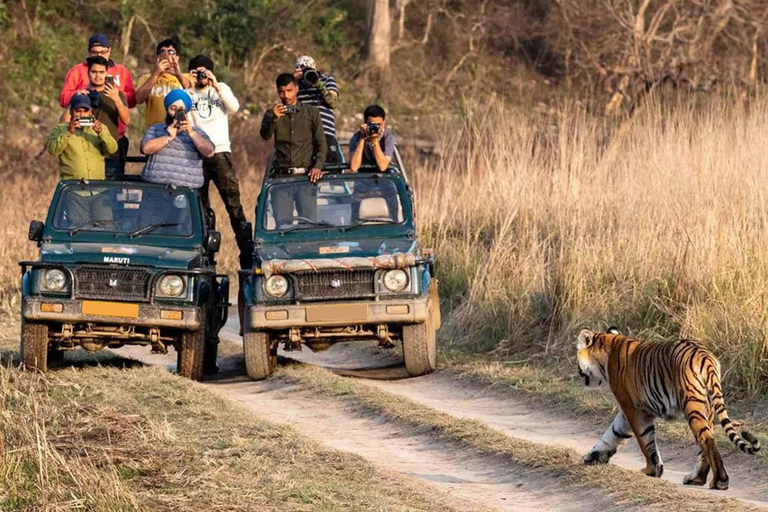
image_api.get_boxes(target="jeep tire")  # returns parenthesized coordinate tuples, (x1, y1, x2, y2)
(244, 331, 275, 380)
(21, 320, 49, 373)
(403, 313, 437, 377)
(178, 330, 205, 381)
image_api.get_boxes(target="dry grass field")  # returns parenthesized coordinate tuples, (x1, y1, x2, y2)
(2, 95, 768, 398)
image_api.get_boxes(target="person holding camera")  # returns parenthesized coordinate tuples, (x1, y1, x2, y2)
(59, 34, 135, 174)
(349, 105, 396, 172)
(293, 55, 341, 164)
(61, 56, 131, 178)
(260, 73, 327, 227)
(47, 95, 118, 181)
(135, 38, 190, 128)
(349, 105, 399, 222)
(140, 89, 214, 189)
(186, 55, 252, 266)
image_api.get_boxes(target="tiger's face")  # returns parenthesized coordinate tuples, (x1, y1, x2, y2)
(577, 329, 612, 387)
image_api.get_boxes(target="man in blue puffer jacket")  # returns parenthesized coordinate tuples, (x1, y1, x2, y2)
(140, 89, 214, 188)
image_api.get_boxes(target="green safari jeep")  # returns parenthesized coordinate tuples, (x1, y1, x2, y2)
(241, 156, 440, 380)
(20, 179, 229, 381)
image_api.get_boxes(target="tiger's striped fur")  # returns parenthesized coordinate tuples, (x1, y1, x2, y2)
(576, 328, 760, 490)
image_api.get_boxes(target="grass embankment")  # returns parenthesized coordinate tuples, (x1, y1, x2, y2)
(0, 353, 463, 511)
(280, 364, 751, 511)
(415, 97, 768, 400)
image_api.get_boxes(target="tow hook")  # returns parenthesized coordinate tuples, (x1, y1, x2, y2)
(284, 327, 303, 351)
(149, 327, 167, 354)
(377, 325, 395, 348)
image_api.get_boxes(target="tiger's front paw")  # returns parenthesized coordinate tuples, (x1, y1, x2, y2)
(582, 444, 616, 465)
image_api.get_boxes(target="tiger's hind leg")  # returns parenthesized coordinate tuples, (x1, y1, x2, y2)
(583, 411, 633, 465)
(684, 400, 728, 490)
(683, 408, 713, 487)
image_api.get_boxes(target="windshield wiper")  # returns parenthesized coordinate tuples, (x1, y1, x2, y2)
(341, 218, 396, 232)
(279, 219, 335, 234)
(68, 219, 118, 235)
(128, 222, 181, 238)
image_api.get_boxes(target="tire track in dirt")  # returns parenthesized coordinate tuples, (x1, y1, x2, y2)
(267, 338, 768, 509)
(209, 377, 624, 512)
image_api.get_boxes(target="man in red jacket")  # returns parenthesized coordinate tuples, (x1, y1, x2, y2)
(59, 34, 135, 173)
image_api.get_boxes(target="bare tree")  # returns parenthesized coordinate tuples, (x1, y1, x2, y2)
(366, 0, 392, 81)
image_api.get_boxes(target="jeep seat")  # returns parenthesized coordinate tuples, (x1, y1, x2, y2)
(358, 197, 390, 220)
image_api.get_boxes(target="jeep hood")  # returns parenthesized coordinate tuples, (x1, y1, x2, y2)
(40, 242, 203, 270)
(257, 237, 418, 261)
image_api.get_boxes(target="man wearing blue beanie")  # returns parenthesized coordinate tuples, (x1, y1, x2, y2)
(140, 89, 214, 189)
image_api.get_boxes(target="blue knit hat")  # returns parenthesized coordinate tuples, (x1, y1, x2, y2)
(164, 89, 192, 112)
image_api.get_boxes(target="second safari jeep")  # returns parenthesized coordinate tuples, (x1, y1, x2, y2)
(241, 159, 440, 380)
(21, 179, 229, 380)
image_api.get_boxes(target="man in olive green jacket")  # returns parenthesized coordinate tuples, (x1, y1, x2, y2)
(47, 94, 118, 226)
(47, 94, 118, 181)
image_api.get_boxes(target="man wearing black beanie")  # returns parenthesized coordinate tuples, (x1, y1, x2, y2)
(186, 54, 252, 270)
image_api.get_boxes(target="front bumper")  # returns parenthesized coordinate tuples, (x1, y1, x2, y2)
(247, 297, 429, 330)
(22, 296, 202, 330)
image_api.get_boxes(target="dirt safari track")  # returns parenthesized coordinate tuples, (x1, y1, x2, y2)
(117, 317, 768, 511)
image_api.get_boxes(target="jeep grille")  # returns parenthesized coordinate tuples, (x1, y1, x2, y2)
(293, 269, 375, 301)
(74, 265, 152, 302)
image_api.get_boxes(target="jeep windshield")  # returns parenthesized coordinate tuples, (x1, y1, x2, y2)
(51, 182, 195, 238)
(262, 176, 404, 232)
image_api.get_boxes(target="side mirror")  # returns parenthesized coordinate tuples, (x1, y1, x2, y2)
(28, 221, 44, 242)
(206, 230, 222, 253)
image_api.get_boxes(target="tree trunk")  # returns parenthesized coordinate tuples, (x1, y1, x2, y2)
(367, 0, 391, 89)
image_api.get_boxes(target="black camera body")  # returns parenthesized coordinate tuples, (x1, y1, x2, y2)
(284, 105, 300, 115)
(303, 68, 320, 85)
(366, 122, 381, 136)
(197, 70, 207, 81)
(174, 108, 186, 124)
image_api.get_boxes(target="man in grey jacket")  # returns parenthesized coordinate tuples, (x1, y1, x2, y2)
(140, 89, 214, 188)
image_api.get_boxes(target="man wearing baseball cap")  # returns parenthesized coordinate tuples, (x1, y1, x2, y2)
(59, 34, 135, 173)
(47, 94, 118, 182)
(293, 55, 341, 164)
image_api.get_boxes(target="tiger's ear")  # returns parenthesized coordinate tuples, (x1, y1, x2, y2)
(607, 326, 620, 335)
(577, 329, 595, 350)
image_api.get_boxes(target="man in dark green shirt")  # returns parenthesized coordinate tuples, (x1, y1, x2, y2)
(260, 74, 327, 181)
(260, 73, 327, 227)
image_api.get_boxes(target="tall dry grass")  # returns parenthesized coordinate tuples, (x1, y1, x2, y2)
(415, 97, 768, 396)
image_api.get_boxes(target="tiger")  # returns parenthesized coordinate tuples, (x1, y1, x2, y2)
(576, 327, 760, 490)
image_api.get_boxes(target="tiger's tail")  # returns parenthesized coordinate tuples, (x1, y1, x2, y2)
(710, 362, 760, 455)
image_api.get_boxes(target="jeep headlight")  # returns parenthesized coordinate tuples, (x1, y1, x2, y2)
(383, 269, 408, 292)
(158, 275, 185, 298)
(264, 275, 289, 298)
(42, 269, 67, 292)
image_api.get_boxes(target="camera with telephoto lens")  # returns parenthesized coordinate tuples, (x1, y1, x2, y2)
(366, 122, 380, 136)
(302, 68, 320, 85)
(174, 108, 186, 125)
(196, 70, 207, 81)
(284, 105, 300, 115)
(78, 116, 95, 127)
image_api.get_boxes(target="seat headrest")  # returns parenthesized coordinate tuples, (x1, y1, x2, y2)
(358, 197, 390, 220)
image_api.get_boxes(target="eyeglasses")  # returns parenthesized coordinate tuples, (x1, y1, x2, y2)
(89, 48, 110, 56)
(159, 49, 177, 56)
